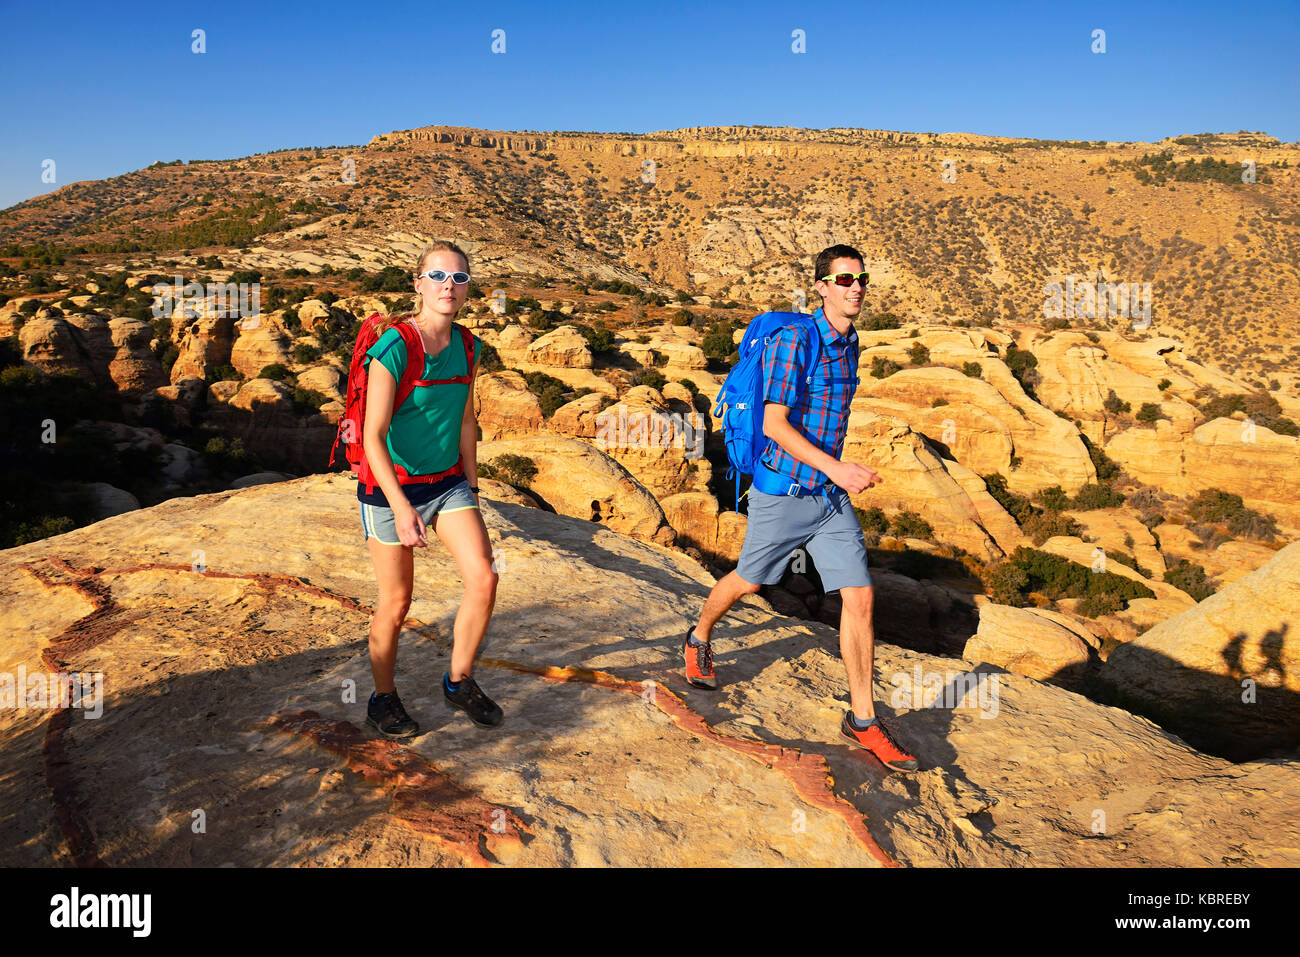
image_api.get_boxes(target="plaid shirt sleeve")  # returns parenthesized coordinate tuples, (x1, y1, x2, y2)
(762, 326, 813, 408)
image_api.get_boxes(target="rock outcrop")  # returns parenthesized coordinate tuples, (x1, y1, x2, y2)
(2, 475, 1295, 867)
(1100, 541, 1300, 761)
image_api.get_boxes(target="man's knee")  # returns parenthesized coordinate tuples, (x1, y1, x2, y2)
(840, 584, 874, 617)
(731, 571, 762, 596)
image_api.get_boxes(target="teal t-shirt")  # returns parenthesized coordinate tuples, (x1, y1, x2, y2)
(364, 323, 481, 476)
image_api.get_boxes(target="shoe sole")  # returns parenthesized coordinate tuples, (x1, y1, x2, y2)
(365, 714, 419, 739)
(444, 697, 504, 729)
(839, 726, 919, 773)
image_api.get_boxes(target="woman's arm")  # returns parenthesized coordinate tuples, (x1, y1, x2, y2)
(363, 360, 427, 546)
(460, 353, 480, 502)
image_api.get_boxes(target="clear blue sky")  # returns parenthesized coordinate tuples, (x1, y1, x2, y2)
(1, 0, 1296, 213)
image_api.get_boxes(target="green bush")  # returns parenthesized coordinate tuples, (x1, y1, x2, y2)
(292, 343, 321, 364)
(677, 378, 699, 396)
(889, 510, 934, 540)
(259, 363, 294, 381)
(1072, 483, 1125, 510)
(207, 365, 242, 383)
(862, 313, 900, 331)
(521, 370, 572, 417)
(1003, 344, 1040, 396)
(1163, 558, 1215, 601)
(854, 506, 888, 545)
(961, 361, 982, 377)
(870, 356, 901, 379)
(632, 366, 668, 391)
(1021, 510, 1083, 545)
(1036, 485, 1070, 512)
(1103, 389, 1131, 415)
(671, 310, 694, 326)
(1136, 402, 1165, 424)
(292, 386, 330, 414)
(907, 342, 930, 365)
(479, 453, 537, 488)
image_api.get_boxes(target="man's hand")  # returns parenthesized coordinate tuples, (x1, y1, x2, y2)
(395, 505, 428, 547)
(827, 460, 882, 495)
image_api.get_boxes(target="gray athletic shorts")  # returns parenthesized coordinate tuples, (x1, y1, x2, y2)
(735, 485, 872, 592)
(359, 480, 478, 545)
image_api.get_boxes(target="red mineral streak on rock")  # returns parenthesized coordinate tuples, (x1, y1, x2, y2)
(268, 710, 529, 867)
(478, 658, 900, 868)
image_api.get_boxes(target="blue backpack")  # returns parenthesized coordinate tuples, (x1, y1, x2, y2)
(712, 309, 851, 509)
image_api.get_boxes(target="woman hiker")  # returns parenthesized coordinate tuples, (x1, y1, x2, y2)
(358, 239, 503, 736)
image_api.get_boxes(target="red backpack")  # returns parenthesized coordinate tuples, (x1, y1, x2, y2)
(329, 313, 475, 493)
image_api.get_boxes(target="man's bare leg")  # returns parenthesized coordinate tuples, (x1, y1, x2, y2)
(694, 570, 761, 642)
(838, 584, 876, 719)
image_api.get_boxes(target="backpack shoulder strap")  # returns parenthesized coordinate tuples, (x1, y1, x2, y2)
(454, 322, 475, 374)
(391, 319, 426, 409)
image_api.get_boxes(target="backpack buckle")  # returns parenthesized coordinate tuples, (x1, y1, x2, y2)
(787, 483, 802, 496)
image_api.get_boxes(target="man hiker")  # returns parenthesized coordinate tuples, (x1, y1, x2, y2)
(684, 243, 919, 772)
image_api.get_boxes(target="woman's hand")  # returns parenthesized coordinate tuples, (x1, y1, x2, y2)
(395, 504, 428, 547)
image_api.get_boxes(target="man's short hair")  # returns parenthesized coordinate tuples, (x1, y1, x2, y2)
(814, 244, 864, 284)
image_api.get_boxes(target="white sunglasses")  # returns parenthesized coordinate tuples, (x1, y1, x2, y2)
(419, 269, 471, 284)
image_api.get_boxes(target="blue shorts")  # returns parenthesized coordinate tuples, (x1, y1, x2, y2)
(735, 485, 872, 592)
(358, 479, 478, 545)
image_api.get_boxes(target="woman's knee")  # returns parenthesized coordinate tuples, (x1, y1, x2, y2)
(465, 561, 498, 601)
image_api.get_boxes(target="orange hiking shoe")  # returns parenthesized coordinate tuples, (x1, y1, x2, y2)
(840, 712, 919, 772)
(683, 629, 717, 690)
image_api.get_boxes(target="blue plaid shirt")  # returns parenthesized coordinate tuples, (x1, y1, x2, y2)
(760, 308, 859, 490)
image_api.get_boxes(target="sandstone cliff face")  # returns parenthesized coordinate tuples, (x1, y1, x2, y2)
(1100, 541, 1300, 761)
(842, 407, 1015, 562)
(2, 475, 1294, 867)
(548, 386, 712, 499)
(1106, 417, 1300, 532)
(476, 435, 676, 546)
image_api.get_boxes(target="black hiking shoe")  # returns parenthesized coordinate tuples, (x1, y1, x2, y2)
(443, 672, 504, 728)
(366, 690, 419, 738)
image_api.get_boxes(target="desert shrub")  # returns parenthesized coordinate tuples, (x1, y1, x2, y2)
(292, 387, 330, 414)
(862, 313, 900, 330)
(1136, 402, 1164, 424)
(985, 561, 1030, 606)
(1163, 559, 1215, 601)
(1103, 389, 1131, 415)
(907, 342, 930, 365)
(521, 370, 572, 417)
(1072, 483, 1125, 510)
(889, 510, 934, 540)
(1157, 378, 1171, 391)
(671, 310, 693, 326)
(292, 343, 321, 364)
(569, 322, 614, 354)
(855, 506, 888, 545)
(479, 453, 537, 488)
(1021, 510, 1082, 545)
(676, 378, 699, 396)
(259, 363, 294, 381)
(1003, 344, 1040, 396)
(207, 364, 242, 383)
(961, 361, 982, 377)
(1035, 485, 1070, 511)
(870, 356, 902, 379)
(632, 366, 667, 391)
(202, 436, 260, 474)
(1079, 433, 1120, 483)
(1076, 591, 1123, 618)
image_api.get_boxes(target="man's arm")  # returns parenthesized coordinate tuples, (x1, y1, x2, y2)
(763, 403, 881, 494)
(760, 326, 881, 495)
